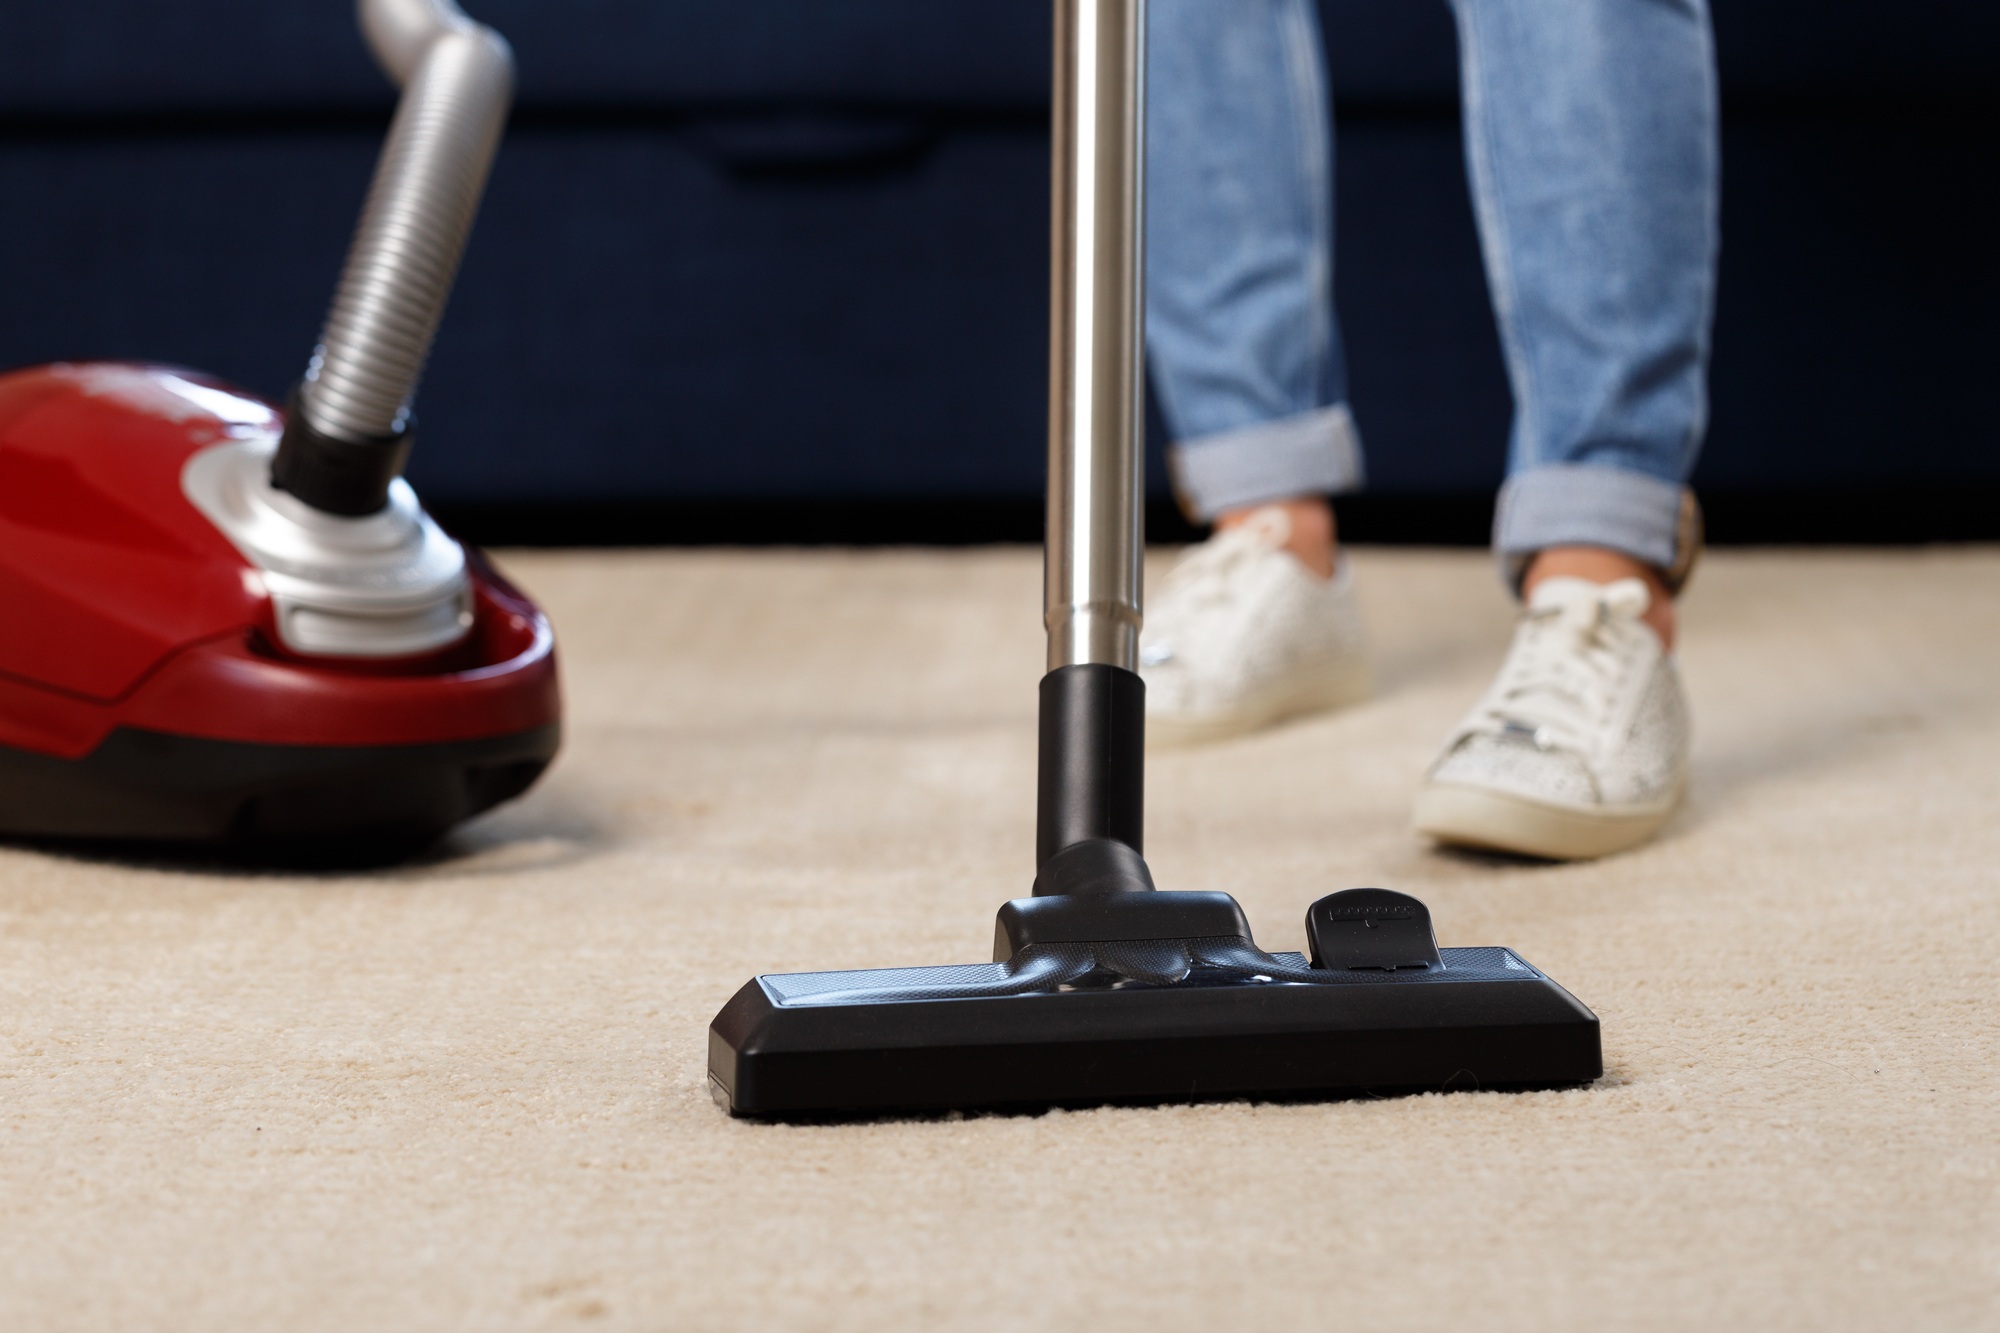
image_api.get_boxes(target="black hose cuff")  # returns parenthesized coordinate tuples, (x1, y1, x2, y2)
(1035, 664, 1146, 870)
(270, 388, 413, 517)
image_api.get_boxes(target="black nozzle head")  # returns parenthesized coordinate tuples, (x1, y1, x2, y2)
(1306, 888, 1444, 972)
(269, 388, 413, 517)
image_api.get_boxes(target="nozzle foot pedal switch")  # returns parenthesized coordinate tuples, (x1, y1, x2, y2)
(1307, 889, 1444, 972)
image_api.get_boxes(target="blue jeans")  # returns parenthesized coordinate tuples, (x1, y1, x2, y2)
(1147, 0, 1720, 584)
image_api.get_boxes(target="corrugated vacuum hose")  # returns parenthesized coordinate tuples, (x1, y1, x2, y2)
(271, 0, 514, 516)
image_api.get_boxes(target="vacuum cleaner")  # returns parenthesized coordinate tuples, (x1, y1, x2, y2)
(708, 0, 1603, 1116)
(0, 0, 558, 849)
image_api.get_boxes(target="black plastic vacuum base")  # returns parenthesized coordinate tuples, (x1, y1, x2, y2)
(0, 723, 559, 851)
(709, 918, 1601, 1118)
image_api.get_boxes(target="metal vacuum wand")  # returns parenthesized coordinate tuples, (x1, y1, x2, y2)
(1035, 0, 1151, 885)
(1045, 0, 1147, 675)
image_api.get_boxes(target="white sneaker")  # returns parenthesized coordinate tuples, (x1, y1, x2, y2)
(1412, 576, 1690, 860)
(1138, 506, 1370, 746)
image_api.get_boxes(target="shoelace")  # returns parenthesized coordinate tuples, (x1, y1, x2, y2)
(1466, 581, 1652, 756)
(1147, 510, 1290, 638)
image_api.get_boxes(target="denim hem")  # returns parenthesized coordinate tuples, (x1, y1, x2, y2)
(1166, 404, 1364, 521)
(1493, 464, 1701, 593)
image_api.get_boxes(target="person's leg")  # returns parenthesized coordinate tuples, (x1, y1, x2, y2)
(1414, 0, 1719, 859)
(1138, 0, 1368, 743)
(1146, 0, 1356, 558)
(1450, 0, 1720, 627)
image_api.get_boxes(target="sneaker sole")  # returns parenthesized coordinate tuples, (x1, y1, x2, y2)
(1147, 662, 1373, 749)
(1411, 780, 1682, 862)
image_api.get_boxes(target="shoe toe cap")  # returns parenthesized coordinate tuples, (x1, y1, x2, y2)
(1431, 734, 1601, 808)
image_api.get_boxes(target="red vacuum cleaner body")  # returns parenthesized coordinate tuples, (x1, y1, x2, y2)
(0, 2, 557, 851)
(0, 362, 559, 845)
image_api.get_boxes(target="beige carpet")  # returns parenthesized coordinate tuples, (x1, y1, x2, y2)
(2, 546, 1996, 1331)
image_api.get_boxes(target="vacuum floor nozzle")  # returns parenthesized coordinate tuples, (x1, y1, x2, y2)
(708, 886, 1601, 1117)
(707, 0, 1601, 1121)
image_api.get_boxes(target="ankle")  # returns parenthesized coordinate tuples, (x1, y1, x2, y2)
(1215, 497, 1337, 579)
(1523, 546, 1677, 650)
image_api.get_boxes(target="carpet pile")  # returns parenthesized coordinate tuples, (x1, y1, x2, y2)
(2, 547, 1994, 1329)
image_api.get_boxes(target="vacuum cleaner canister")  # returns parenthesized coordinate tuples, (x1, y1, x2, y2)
(0, 363, 558, 847)
(0, 1, 556, 850)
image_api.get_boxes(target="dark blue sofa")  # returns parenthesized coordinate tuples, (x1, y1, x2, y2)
(2, 2, 1995, 523)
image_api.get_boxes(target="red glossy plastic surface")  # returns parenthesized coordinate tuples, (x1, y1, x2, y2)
(0, 363, 558, 760)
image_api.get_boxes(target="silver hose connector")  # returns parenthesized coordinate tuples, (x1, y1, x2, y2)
(272, 0, 513, 515)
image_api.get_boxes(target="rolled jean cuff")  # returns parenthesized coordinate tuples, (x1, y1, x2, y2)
(1494, 464, 1704, 595)
(1167, 404, 1364, 522)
